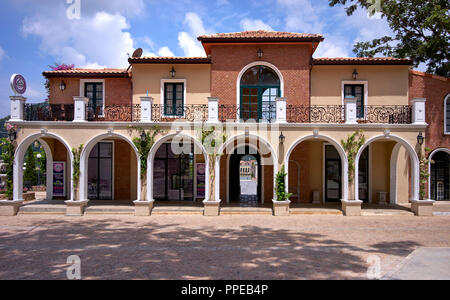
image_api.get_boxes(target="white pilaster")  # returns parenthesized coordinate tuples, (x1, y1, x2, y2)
(73, 96, 89, 122)
(344, 96, 357, 124)
(207, 97, 219, 123)
(140, 96, 153, 122)
(412, 98, 426, 125)
(10, 96, 26, 122)
(275, 97, 287, 123)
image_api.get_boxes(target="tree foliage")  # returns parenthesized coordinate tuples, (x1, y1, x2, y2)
(0, 138, 14, 199)
(329, 0, 450, 76)
(275, 165, 292, 201)
(24, 146, 37, 187)
(341, 130, 366, 184)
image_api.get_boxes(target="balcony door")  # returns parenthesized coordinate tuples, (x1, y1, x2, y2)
(240, 65, 280, 122)
(85, 82, 104, 117)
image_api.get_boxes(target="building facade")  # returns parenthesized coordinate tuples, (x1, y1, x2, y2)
(3, 30, 446, 217)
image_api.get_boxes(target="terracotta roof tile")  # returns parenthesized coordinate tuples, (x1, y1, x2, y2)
(313, 57, 413, 65)
(43, 68, 130, 78)
(198, 30, 324, 42)
(128, 56, 211, 64)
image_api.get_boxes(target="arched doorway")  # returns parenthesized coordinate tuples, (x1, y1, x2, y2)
(240, 65, 280, 122)
(229, 146, 261, 206)
(430, 151, 450, 201)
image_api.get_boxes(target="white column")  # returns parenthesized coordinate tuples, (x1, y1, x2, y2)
(207, 97, 219, 123)
(344, 96, 357, 124)
(412, 98, 426, 125)
(140, 96, 153, 122)
(10, 96, 26, 122)
(73, 96, 89, 122)
(275, 97, 287, 123)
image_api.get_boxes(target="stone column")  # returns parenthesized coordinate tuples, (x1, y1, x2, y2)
(412, 98, 426, 125)
(344, 96, 358, 124)
(73, 96, 89, 122)
(10, 96, 26, 122)
(275, 97, 287, 124)
(140, 96, 153, 122)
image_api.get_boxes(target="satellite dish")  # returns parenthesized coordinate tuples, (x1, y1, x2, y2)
(132, 48, 143, 58)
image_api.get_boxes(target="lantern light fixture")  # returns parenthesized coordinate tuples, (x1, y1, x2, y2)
(59, 80, 66, 92)
(170, 67, 176, 78)
(352, 69, 359, 80)
(417, 132, 424, 146)
(279, 132, 286, 145)
(257, 48, 264, 59)
(140, 130, 147, 143)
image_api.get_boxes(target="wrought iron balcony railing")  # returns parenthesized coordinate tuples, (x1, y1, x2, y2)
(24, 103, 74, 121)
(357, 105, 412, 124)
(151, 104, 208, 122)
(87, 104, 141, 122)
(218, 104, 277, 122)
(287, 105, 345, 123)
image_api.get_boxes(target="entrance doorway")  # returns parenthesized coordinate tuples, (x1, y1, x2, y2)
(153, 143, 195, 202)
(88, 142, 113, 200)
(229, 146, 261, 205)
(431, 151, 450, 201)
(325, 145, 342, 202)
(358, 147, 369, 202)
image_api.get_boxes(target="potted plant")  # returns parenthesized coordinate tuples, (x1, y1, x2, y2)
(273, 165, 292, 216)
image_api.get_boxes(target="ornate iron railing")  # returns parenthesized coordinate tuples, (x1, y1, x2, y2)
(287, 105, 345, 123)
(357, 105, 412, 124)
(151, 104, 208, 122)
(218, 104, 277, 122)
(24, 103, 74, 121)
(87, 104, 141, 122)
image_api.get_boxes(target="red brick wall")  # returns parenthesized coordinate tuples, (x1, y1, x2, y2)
(409, 70, 450, 151)
(210, 44, 312, 106)
(48, 77, 132, 106)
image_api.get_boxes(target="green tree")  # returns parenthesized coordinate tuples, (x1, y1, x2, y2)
(329, 0, 450, 76)
(24, 146, 37, 187)
(275, 165, 292, 201)
(0, 138, 14, 199)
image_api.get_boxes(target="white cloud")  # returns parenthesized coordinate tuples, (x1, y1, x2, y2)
(158, 47, 175, 57)
(240, 19, 274, 31)
(0, 47, 5, 61)
(23, 11, 136, 68)
(177, 12, 209, 57)
(277, 0, 324, 33)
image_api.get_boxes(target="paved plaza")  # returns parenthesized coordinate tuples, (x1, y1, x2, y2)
(0, 215, 449, 280)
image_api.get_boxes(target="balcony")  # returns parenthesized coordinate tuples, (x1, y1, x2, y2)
(16, 97, 420, 125)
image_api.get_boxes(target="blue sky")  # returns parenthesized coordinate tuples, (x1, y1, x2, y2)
(0, 0, 396, 118)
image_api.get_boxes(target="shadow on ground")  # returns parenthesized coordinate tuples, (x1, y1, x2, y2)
(0, 217, 424, 280)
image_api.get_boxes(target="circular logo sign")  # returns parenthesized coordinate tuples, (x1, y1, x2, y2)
(10, 74, 27, 95)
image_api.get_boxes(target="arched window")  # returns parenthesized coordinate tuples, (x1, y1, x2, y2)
(445, 94, 450, 134)
(430, 151, 450, 200)
(240, 65, 280, 122)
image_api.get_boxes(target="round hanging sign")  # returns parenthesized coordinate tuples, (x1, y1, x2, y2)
(10, 74, 27, 95)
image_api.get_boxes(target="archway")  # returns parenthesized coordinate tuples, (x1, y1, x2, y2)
(355, 134, 420, 203)
(429, 148, 450, 201)
(237, 63, 282, 122)
(285, 134, 349, 203)
(147, 133, 209, 202)
(218, 133, 277, 204)
(14, 132, 73, 201)
(80, 133, 140, 201)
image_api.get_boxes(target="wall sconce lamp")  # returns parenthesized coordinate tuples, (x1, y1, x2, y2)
(170, 67, 176, 78)
(279, 132, 285, 145)
(8, 129, 16, 142)
(59, 80, 66, 92)
(352, 69, 359, 80)
(140, 130, 147, 143)
(417, 132, 424, 146)
(257, 48, 264, 59)
(245, 128, 249, 138)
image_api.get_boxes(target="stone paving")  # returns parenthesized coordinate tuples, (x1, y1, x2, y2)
(0, 214, 449, 280)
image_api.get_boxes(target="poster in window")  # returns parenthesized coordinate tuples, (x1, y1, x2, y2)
(196, 163, 205, 198)
(53, 162, 65, 197)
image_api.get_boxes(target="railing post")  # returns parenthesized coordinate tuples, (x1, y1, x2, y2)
(412, 98, 426, 125)
(9, 96, 26, 122)
(73, 96, 89, 122)
(344, 96, 357, 124)
(207, 97, 219, 123)
(140, 96, 153, 122)
(275, 97, 287, 123)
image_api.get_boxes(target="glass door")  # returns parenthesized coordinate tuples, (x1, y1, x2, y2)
(88, 142, 113, 200)
(325, 145, 342, 202)
(240, 86, 279, 122)
(85, 82, 104, 117)
(358, 147, 369, 202)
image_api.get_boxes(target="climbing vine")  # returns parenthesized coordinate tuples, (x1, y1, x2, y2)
(199, 125, 226, 202)
(0, 138, 15, 200)
(72, 144, 83, 190)
(341, 130, 366, 184)
(419, 147, 432, 200)
(275, 165, 292, 201)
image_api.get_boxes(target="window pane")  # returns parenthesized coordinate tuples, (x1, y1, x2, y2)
(241, 67, 259, 85)
(260, 66, 280, 85)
